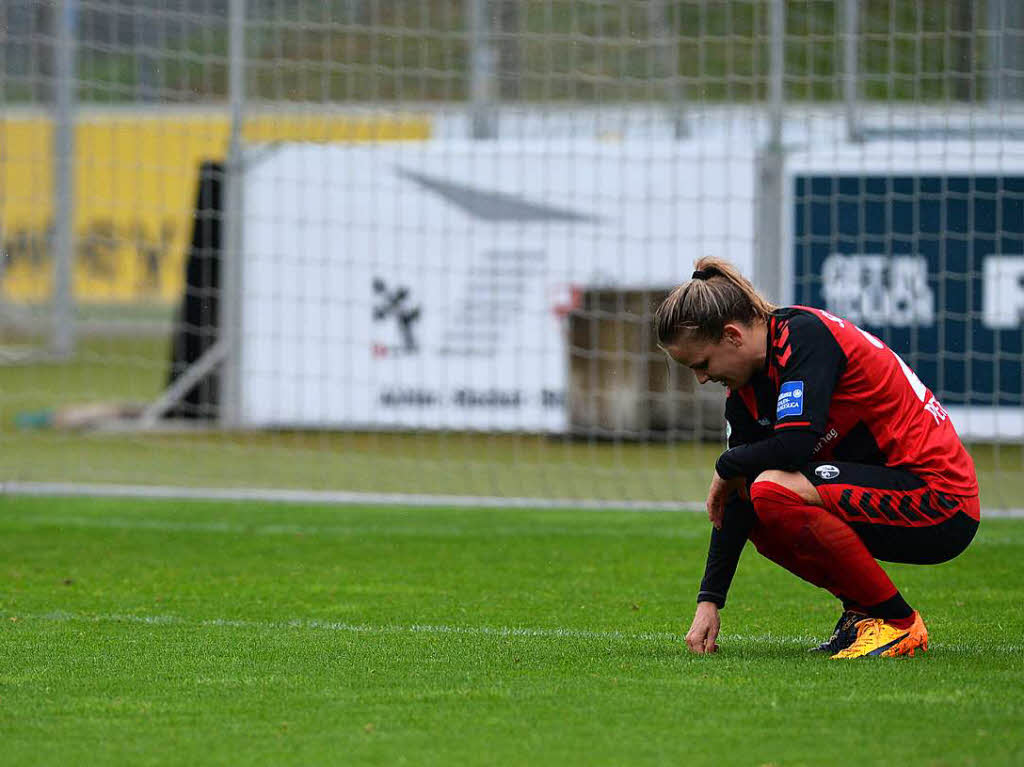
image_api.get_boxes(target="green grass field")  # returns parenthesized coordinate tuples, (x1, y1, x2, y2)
(1, 495, 1021, 766)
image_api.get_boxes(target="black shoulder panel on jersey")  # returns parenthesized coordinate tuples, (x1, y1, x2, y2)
(769, 309, 848, 435)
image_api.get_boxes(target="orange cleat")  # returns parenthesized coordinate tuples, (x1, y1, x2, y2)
(830, 611, 929, 659)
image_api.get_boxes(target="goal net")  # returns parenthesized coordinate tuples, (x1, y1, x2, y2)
(1, 1, 1021, 509)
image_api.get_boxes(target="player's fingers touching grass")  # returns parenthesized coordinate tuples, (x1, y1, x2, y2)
(685, 601, 721, 654)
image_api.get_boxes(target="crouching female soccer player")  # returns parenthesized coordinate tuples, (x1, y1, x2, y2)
(655, 258, 980, 659)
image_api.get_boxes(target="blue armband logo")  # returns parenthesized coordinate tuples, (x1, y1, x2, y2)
(777, 380, 805, 418)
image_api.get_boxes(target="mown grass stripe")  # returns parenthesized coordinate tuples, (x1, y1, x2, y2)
(6, 610, 1021, 656)
(0, 513, 709, 540)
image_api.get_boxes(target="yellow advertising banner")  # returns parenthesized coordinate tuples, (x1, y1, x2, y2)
(0, 110, 430, 303)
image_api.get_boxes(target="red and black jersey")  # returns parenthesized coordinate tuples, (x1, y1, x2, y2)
(721, 306, 978, 498)
(698, 306, 978, 609)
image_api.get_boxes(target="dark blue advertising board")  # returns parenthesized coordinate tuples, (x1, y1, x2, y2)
(792, 175, 1023, 414)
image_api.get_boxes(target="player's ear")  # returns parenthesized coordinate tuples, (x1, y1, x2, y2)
(722, 323, 744, 346)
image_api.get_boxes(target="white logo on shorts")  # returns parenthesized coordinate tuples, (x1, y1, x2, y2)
(815, 464, 841, 480)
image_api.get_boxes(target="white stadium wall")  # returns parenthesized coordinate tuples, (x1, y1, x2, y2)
(237, 140, 756, 431)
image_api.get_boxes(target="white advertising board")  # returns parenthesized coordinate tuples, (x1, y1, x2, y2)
(238, 141, 756, 430)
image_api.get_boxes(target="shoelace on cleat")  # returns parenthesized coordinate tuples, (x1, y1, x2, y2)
(849, 618, 907, 652)
(860, 622, 879, 640)
(837, 619, 875, 651)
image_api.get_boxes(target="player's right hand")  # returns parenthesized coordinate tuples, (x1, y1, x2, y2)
(705, 471, 730, 529)
(705, 471, 748, 530)
(685, 601, 721, 655)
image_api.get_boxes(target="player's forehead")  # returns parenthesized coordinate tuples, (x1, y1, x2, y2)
(663, 337, 714, 367)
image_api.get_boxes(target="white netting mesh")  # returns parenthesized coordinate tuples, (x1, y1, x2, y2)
(0, 1, 1021, 507)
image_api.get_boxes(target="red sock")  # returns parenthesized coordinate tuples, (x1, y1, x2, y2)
(748, 481, 901, 610)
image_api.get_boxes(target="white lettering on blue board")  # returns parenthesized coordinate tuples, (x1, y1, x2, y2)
(821, 254, 935, 327)
(983, 256, 1024, 330)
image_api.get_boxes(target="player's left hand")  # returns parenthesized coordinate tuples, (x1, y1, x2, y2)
(685, 601, 721, 654)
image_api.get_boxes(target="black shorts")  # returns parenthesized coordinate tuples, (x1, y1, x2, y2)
(799, 461, 979, 565)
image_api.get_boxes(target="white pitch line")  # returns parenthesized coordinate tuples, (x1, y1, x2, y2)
(15, 610, 688, 644)
(0, 480, 696, 512)
(3, 480, 1023, 517)
(6, 611, 1021, 655)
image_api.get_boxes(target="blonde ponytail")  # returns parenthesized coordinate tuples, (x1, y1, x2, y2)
(655, 257, 776, 345)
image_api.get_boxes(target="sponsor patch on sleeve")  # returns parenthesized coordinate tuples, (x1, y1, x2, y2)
(776, 380, 805, 419)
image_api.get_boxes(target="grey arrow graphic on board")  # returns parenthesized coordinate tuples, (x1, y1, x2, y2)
(396, 167, 600, 223)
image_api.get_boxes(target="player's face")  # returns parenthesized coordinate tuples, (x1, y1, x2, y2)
(663, 325, 759, 390)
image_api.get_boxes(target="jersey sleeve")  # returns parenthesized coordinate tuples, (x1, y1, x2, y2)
(697, 493, 755, 608)
(772, 312, 847, 435)
(724, 389, 767, 448)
